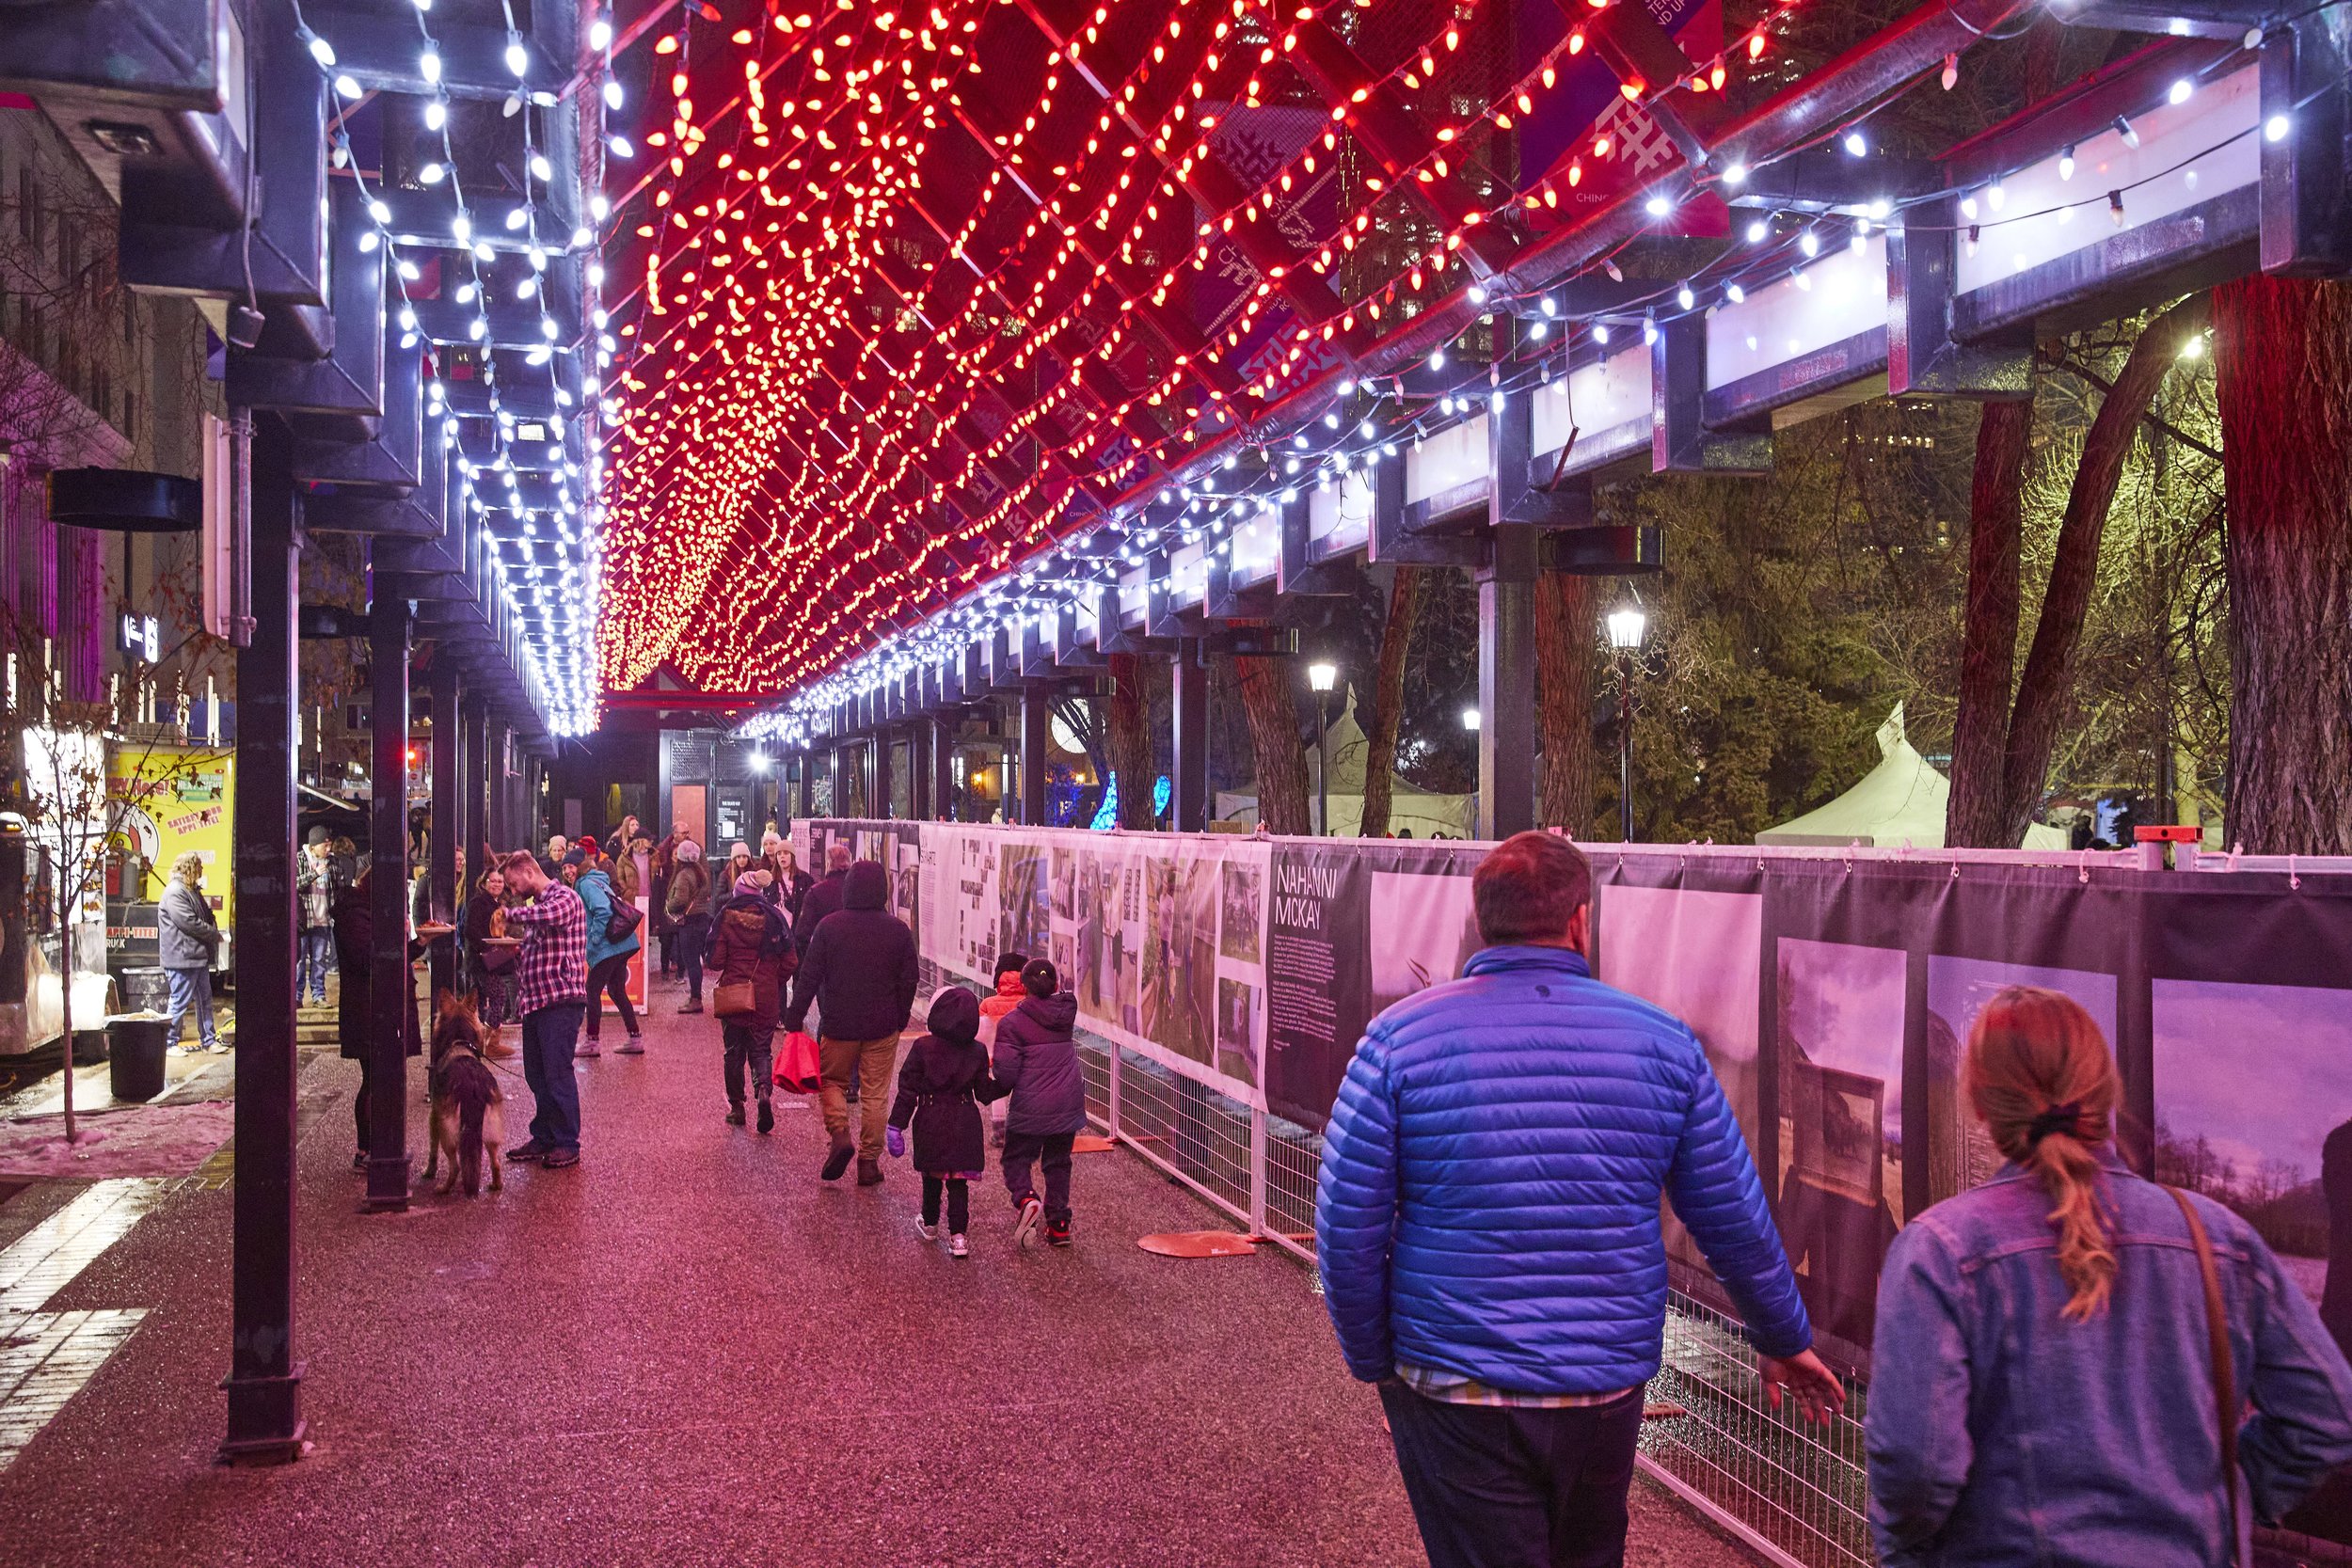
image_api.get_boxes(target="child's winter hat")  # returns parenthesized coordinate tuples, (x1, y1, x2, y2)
(928, 986, 981, 1041)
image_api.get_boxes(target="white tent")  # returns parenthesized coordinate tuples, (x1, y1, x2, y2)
(1756, 705, 2069, 851)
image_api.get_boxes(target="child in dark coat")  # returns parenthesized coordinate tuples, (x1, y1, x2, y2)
(884, 987, 1006, 1259)
(993, 958, 1087, 1248)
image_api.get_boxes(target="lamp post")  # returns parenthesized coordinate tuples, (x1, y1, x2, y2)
(1607, 606, 1648, 843)
(1308, 660, 1338, 835)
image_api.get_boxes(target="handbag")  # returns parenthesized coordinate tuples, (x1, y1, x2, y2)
(712, 978, 758, 1020)
(2167, 1186, 2245, 1568)
(772, 1029, 822, 1094)
(605, 899, 644, 942)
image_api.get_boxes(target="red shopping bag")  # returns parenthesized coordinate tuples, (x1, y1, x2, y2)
(773, 1030, 822, 1094)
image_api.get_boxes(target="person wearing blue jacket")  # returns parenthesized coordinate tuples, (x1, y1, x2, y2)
(1315, 831, 1843, 1568)
(1866, 986, 2352, 1567)
(576, 856, 643, 1057)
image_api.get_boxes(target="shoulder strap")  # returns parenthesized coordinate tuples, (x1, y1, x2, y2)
(2167, 1185, 2244, 1568)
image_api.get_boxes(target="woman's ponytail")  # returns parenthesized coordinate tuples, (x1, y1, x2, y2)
(1963, 987, 2122, 1322)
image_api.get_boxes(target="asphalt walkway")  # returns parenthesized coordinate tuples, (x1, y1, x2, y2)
(0, 971, 1760, 1567)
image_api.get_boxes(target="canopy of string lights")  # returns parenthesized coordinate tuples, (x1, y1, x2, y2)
(593, 0, 2029, 712)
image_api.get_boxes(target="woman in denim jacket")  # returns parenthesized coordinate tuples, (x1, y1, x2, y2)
(1867, 987, 2352, 1566)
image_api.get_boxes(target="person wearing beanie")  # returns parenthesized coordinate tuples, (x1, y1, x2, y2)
(884, 987, 1008, 1259)
(993, 958, 1086, 1248)
(665, 839, 714, 1012)
(977, 952, 1028, 1148)
(706, 868, 795, 1132)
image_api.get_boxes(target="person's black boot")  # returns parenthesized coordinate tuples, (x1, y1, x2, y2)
(820, 1134, 855, 1180)
(756, 1099, 774, 1134)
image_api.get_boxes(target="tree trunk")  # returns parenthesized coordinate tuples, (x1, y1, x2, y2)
(1105, 652, 1156, 830)
(2216, 275, 2352, 852)
(1946, 400, 2033, 847)
(1359, 565, 1429, 838)
(1998, 294, 2210, 839)
(1233, 654, 1311, 834)
(1534, 570, 1599, 835)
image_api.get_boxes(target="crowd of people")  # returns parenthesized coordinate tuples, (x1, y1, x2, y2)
(323, 808, 2352, 1564)
(333, 815, 1088, 1258)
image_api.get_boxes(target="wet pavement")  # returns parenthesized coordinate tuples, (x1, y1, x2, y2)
(0, 971, 1763, 1567)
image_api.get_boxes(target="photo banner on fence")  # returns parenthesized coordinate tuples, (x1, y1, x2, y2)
(920, 824, 1273, 1110)
(811, 816, 2352, 1544)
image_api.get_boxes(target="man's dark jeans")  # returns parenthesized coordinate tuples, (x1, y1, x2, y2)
(519, 1003, 584, 1153)
(1376, 1381, 1644, 1568)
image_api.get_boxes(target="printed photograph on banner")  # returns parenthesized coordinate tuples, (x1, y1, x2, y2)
(1925, 957, 2117, 1201)
(999, 839, 1050, 966)
(1774, 937, 1905, 1356)
(1597, 883, 1765, 1286)
(1052, 847, 1078, 921)
(1142, 852, 1219, 1069)
(950, 830, 1000, 976)
(1217, 978, 1259, 1086)
(1220, 861, 1263, 964)
(2153, 978, 2349, 1312)
(1368, 865, 1480, 1012)
(894, 835, 921, 955)
(2154, 975, 2352, 1544)
(1597, 885, 1763, 1139)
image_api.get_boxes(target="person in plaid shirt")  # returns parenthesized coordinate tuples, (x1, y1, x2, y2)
(497, 851, 590, 1168)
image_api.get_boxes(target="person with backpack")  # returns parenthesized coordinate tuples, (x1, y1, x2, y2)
(1867, 986, 2352, 1565)
(992, 958, 1086, 1249)
(576, 849, 644, 1057)
(707, 869, 793, 1132)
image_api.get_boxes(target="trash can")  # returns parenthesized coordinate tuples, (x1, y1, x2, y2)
(107, 1015, 170, 1101)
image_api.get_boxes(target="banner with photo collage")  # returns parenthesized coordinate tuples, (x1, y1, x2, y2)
(915, 824, 1274, 1110)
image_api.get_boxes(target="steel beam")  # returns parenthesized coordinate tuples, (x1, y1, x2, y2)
(1020, 684, 1050, 826)
(1888, 198, 2035, 398)
(1477, 526, 1538, 842)
(428, 657, 459, 999)
(220, 413, 305, 1466)
(364, 579, 413, 1212)
(1651, 313, 1772, 474)
(1170, 641, 1208, 833)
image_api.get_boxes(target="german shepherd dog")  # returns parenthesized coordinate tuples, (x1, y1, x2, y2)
(426, 991, 508, 1197)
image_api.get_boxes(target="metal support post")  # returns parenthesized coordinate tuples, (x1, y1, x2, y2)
(1171, 642, 1208, 832)
(873, 726, 896, 819)
(221, 414, 305, 1465)
(1248, 1103, 1270, 1240)
(1104, 1040, 1122, 1139)
(1020, 685, 1050, 826)
(427, 659, 457, 999)
(364, 578, 412, 1212)
(931, 716, 957, 821)
(1478, 529, 1539, 841)
(1618, 651, 1637, 843)
(465, 699, 491, 878)
(908, 722, 930, 820)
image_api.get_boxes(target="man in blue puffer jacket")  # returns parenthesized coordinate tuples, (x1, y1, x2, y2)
(1316, 832, 1845, 1567)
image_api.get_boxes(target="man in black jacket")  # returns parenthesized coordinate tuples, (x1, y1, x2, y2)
(783, 859, 915, 1186)
(791, 842, 853, 957)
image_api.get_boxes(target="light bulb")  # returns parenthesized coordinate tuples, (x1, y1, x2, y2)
(505, 38, 530, 77)
(1676, 283, 1695, 309)
(2058, 144, 2075, 180)
(1746, 216, 1769, 243)
(1842, 129, 1867, 157)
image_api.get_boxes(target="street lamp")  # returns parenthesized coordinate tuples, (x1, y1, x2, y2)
(1460, 705, 1482, 732)
(1308, 660, 1338, 835)
(1607, 606, 1649, 843)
